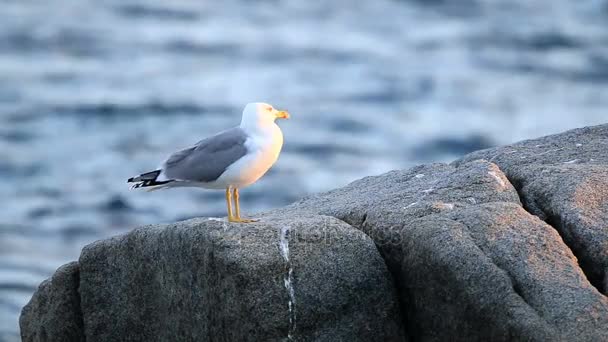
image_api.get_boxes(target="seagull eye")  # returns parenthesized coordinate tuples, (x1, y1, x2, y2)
(266, 107, 273, 112)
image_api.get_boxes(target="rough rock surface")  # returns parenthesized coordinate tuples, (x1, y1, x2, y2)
(45, 216, 404, 342)
(287, 159, 608, 341)
(19, 262, 84, 342)
(459, 124, 608, 293)
(21, 124, 608, 341)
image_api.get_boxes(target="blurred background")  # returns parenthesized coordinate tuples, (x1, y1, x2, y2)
(1, 0, 608, 339)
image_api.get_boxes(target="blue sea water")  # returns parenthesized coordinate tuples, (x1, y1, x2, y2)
(2, 0, 608, 339)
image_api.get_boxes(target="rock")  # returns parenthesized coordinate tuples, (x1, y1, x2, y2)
(287, 159, 608, 341)
(448, 203, 607, 341)
(77, 215, 404, 341)
(458, 124, 608, 293)
(21, 125, 608, 341)
(20, 262, 84, 342)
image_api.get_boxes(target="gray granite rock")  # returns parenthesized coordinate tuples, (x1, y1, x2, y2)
(458, 124, 608, 293)
(449, 203, 608, 341)
(20, 262, 84, 342)
(287, 159, 608, 341)
(21, 125, 608, 341)
(77, 215, 404, 342)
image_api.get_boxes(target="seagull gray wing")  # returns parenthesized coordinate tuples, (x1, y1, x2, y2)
(162, 127, 249, 183)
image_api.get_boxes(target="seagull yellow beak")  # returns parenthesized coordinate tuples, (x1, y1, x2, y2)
(275, 110, 290, 119)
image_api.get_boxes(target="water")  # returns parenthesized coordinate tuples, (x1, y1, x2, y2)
(2, 0, 608, 339)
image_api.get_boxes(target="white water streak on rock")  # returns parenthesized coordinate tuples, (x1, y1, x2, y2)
(404, 201, 418, 209)
(279, 226, 296, 340)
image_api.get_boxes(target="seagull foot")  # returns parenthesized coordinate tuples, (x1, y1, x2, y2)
(228, 217, 259, 223)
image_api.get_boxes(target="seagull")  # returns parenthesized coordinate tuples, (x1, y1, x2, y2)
(127, 102, 290, 223)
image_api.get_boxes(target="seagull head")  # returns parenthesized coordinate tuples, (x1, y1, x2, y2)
(241, 102, 289, 130)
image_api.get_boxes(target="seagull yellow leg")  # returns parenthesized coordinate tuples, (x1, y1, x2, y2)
(230, 188, 258, 223)
(234, 188, 241, 219)
(225, 187, 235, 221)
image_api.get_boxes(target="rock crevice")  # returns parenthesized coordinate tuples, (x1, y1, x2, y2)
(460, 125, 608, 295)
(512, 175, 604, 293)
